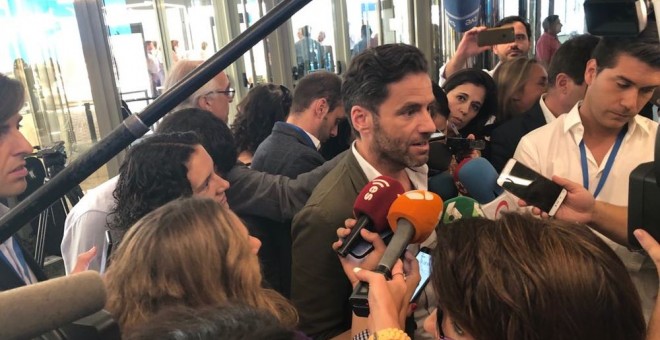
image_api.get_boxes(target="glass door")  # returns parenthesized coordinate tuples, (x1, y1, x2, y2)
(290, 0, 338, 75)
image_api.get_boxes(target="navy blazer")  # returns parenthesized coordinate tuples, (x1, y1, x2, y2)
(489, 101, 546, 173)
(0, 240, 48, 291)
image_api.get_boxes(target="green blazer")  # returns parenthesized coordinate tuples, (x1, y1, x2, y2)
(291, 150, 368, 340)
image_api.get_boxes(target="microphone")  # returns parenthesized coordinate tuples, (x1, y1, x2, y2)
(454, 157, 504, 204)
(480, 191, 521, 220)
(350, 190, 443, 317)
(337, 176, 404, 257)
(441, 196, 484, 224)
(0, 271, 107, 340)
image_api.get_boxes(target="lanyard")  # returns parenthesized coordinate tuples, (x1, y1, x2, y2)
(579, 125, 627, 198)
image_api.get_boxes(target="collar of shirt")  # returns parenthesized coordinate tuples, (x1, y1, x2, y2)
(303, 130, 321, 150)
(539, 94, 557, 124)
(350, 141, 428, 190)
(563, 101, 653, 141)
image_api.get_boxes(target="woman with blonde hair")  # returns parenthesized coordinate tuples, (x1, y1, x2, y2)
(492, 57, 547, 124)
(104, 197, 298, 332)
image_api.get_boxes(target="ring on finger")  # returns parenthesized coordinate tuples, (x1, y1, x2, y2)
(392, 272, 406, 280)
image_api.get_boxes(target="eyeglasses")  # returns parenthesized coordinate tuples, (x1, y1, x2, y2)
(205, 87, 235, 100)
(437, 309, 457, 340)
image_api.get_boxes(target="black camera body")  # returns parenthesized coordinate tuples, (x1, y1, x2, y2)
(446, 137, 486, 161)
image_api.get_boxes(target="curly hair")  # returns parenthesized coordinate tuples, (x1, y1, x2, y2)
(230, 83, 291, 155)
(108, 132, 200, 244)
(105, 198, 298, 332)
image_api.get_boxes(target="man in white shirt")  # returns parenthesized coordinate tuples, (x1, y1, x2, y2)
(291, 44, 436, 339)
(439, 15, 531, 85)
(514, 28, 660, 320)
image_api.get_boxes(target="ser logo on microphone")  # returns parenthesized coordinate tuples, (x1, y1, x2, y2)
(363, 178, 391, 201)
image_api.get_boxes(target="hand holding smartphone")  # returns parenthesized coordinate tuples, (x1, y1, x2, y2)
(477, 27, 515, 46)
(410, 247, 431, 303)
(497, 159, 567, 216)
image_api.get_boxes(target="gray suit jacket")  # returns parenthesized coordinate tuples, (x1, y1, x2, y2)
(291, 151, 368, 339)
(226, 151, 345, 223)
(252, 122, 325, 178)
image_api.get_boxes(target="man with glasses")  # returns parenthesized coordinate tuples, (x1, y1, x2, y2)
(162, 59, 235, 123)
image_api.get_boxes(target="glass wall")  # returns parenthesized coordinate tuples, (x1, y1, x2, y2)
(346, 1, 380, 59)
(290, 0, 337, 75)
(0, 0, 108, 190)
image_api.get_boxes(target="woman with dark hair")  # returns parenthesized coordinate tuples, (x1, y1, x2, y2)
(442, 69, 497, 139)
(108, 132, 230, 245)
(105, 197, 298, 333)
(230, 83, 292, 166)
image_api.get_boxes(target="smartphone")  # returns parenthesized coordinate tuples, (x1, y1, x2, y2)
(497, 159, 567, 216)
(349, 229, 394, 258)
(477, 27, 515, 47)
(99, 230, 113, 274)
(411, 247, 432, 302)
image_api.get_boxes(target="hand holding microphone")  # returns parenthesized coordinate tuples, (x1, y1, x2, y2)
(350, 190, 443, 317)
(336, 176, 404, 258)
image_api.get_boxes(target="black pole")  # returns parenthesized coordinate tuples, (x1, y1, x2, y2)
(0, 0, 313, 244)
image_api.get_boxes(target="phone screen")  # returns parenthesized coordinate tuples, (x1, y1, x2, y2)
(498, 160, 565, 214)
(411, 248, 432, 302)
(100, 230, 113, 274)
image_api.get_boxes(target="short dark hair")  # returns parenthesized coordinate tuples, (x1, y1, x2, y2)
(542, 15, 560, 32)
(442, 68, 498, 137)
(231, 83, 291, 155)
(547, 34, 600, 86)
(431, 82, 449, 118)
(109, 132, 200, 244)
(592, 23, 660, 72)
(158, 108, 237, 175)
(432, 214, 645, 340)
(290, 71, 342, 114)
(124, 304, 296, 340)
(495, 15, 531, 40)
(0, 74, 25, 123)
(342, 44, 429, 136)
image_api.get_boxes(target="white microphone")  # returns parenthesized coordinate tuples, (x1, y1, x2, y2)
(0, 271, 106, 340)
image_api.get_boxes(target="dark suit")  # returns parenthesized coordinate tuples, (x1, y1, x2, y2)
(252, 122, 325, 178)
(0, 206, 47, 291)
(248, 122, 326, 297)
(489, 101, 547, 173)
(291, 151, 368, 339)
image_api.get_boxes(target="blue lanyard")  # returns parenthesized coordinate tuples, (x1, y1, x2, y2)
(579, 126, 627, 198)
(0, 238, 33, 284)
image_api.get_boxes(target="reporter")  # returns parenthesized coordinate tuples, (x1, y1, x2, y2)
(104, 197, 297, 332)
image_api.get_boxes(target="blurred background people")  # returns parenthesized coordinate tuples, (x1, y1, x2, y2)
(536, 15, 563, 66)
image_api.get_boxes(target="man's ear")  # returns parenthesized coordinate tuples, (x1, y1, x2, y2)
(584, 59, 598, 86)
(197, 95, 210, 110)
(351, 105, 372, 136)
(555, 73, 569, 94)
(313, 98, 329, 118)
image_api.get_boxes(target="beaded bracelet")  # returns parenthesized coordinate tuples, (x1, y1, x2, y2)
(368, 328, 411, 340)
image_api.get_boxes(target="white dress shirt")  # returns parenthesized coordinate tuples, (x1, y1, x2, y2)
(514, 102, 659, 320)
(61, 176, 118, 274)
(538, 93, 558, 124)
